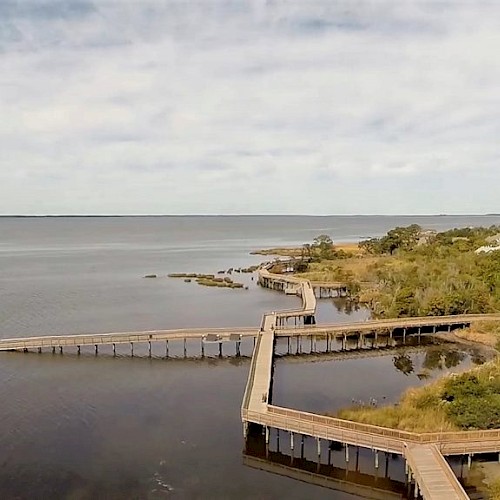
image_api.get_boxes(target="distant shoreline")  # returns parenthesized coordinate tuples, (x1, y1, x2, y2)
(1, 214, 499, 218)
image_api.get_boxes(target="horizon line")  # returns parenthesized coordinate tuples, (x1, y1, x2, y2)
(0, 213, 499, 218)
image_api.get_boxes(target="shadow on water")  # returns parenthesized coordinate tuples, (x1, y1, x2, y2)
(244, 430, 408, 499)
(243, 431, 485, 500)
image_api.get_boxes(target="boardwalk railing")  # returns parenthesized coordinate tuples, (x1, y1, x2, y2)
(241, 333, 262, 413)
(277, 313, 500, 336)
(0, 327, 259, 351)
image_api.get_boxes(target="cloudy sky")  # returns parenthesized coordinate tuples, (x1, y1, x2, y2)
(0, 1, 498, 215)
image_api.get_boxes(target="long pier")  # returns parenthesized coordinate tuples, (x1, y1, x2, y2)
(0, 327, 258, 356)
(2, 267, 500, 498)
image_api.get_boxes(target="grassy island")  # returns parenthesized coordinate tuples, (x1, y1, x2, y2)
(167, 272, 247, 289)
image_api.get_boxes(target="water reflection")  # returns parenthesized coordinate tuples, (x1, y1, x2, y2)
(393, 354, 414, 376)
(244, 432, 408, 499)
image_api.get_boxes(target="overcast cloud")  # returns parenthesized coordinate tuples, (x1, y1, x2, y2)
(0, 0, 498, 214)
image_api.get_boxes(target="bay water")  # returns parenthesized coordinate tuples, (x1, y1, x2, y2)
(1, 215, 499, 499)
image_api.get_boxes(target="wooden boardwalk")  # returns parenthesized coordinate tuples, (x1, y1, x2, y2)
(2, 266, 500, 498)
(0, 327, 258, 351)
(277, 313, 500, 335)
(404, 444, 468, 499)
(241, 271, 500, 500)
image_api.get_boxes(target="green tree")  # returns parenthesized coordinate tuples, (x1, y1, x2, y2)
(312, 234, 335, 259)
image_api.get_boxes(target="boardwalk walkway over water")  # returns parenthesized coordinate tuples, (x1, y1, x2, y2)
(0, 327, 258, 352)
(2, 267, 500, 498)
(241, 269, 500, 500)
(404, 444, 468, 500)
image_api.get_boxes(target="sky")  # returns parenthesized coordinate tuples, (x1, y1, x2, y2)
(0, 0, 499, 215)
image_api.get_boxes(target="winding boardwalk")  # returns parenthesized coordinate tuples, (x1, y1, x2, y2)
(242, 269, 499, 500)
(2, 266, 500, 498)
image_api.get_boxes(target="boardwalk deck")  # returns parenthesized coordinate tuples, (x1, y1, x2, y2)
(276, 313, 500, 336)
(247, 314, 276, 411)
(0, 327, 258, 351)
(404, 444, 468, 499)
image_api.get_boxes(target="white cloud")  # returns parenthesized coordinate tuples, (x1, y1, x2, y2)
(0, 1, 499, 214)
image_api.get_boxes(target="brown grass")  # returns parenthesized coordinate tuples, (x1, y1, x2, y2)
(250, 242, 364, 258)
(335, 357, 500, 432)
(334, 380, 458, 432)
(296, 255, 392, 283)
(455, 321, 500, 348)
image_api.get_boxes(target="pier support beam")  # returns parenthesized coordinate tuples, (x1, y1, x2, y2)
(113, 343, 116, 356)
(375, 450, 379, 469)
(131, 342, 134, 357)
(95, 345, 98, 355)
(345, 444, 349, 463)
(184, 338, 187, 357)
(290, 432, 294, 453)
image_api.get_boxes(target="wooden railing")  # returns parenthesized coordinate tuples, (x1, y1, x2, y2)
(241, 333, 262, 413)
(268, 406, 500, 443)
(0, 327, 259, 350)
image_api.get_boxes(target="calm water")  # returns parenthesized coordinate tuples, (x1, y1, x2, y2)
(1, 215, 499, 499)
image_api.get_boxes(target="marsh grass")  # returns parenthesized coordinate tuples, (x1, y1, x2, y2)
(335, 380, 457, 432)
(336, 357, 500, 432)
(456, 321, 500, 348)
